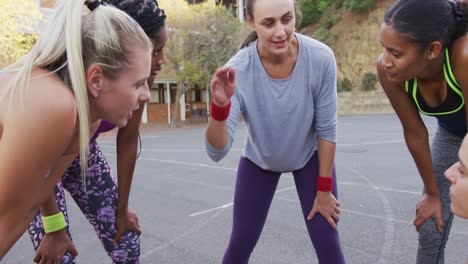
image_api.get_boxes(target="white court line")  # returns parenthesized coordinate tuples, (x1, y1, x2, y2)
(100, 145, 242, 152)
(141, 148, 242, 152)
(276, 196, 410, 225)
(189, 186, 296, 217)
(100, 139, 405, 152)
(350, 168, 394, 264)
(106, 154, 238, 171)
(189, 203, 233, 217)
(275, 196, 468, 237)
(141, 207, 224, 259)
(340, 181, 420, 195)
(339, 139, 404, 146)
(108, 155, 422, 196)
(141, 135, 161, 139)
(100, 141, 405, 150)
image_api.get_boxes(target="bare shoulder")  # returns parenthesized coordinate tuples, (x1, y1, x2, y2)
(4, 68, 77, 134)
(30, 68, 77, 114)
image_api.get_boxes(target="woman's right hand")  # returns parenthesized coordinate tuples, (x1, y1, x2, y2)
(33, 229, 78, 264)
(413, 193, 444, 233)
(210, 67, 236, 106)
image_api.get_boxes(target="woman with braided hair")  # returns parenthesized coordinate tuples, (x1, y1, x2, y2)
(0, 0, 154, 261)
(26, 0, 168, 263)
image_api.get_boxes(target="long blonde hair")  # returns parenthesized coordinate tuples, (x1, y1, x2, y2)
(1, 0, 152, 186)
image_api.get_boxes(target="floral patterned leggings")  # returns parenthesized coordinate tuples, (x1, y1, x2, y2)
(28, 142, 140, 264)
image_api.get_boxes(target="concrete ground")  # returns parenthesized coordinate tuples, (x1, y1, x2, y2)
(4, 114, 468, 264)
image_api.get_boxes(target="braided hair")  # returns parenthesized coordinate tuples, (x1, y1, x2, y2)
(104, 0, 167, 39)
(384, 0, 467, 48)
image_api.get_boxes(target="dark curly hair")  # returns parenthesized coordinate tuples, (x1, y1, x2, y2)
(104, 0, 167, 39)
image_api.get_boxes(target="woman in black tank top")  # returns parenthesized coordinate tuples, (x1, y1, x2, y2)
(377, 0, 468, 263)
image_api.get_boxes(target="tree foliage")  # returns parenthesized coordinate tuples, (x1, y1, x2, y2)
(159, 0, 248, 126)
(298, 0, 376, 29)
(160, 0, 248, 87)
(0, 0, 42, 68)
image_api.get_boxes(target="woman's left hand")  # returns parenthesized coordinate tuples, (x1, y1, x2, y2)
(307, 191, 341, 230)
(113, 207, 141, 245)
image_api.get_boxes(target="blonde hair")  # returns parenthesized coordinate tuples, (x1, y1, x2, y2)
(1, 0, 152, 186)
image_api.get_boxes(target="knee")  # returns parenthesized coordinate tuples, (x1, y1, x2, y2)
(61, 253, 76, 264)
(418, 222, 445, 249)
(109, 233, 140, 263)
(110, 249, 139, 264)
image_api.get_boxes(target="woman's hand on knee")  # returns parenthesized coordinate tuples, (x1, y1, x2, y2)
(413, 193, 444, 233)
(114, 207, 141, 245)
(33, 229, 78, 264)
(307, 192, 341, 230)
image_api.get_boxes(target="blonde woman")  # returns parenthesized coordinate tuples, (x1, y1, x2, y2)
(0, 0, 153, 259)
(27, 0, 168, 262)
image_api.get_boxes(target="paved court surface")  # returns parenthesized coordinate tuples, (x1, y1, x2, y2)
(4, 114, 468, 264)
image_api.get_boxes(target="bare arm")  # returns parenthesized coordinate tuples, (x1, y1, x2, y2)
(115, 104, 142, 214)
(377, 56, 438, 195)
(112, 75, 158, 243)
(377, 55, 443, 231)
(0, 84, 76, 258)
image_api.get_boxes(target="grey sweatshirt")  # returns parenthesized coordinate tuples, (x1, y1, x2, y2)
(206, 33, 337, 172)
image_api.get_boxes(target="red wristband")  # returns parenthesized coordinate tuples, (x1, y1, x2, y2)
(210, 100, 231, 121)
(317, 176, 333, 192)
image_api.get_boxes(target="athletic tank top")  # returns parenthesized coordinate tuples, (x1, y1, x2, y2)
(404, 48, 466, 138)
(90, 120, 116, 143)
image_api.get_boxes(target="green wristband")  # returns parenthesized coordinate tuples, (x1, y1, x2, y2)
(41, 212, 67, 233)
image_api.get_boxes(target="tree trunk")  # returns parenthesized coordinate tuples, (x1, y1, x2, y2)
(170, 82, 190, 128)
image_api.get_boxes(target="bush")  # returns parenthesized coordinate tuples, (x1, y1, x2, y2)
(333, 0, 345, 9)
(314, 26, 329, 42)
(324, 14, 341, 29)
(362, 72, 377, 91)
(344, 0, 375, 13)
(337, 78, 352, 93)
(298, 0, 325, 27)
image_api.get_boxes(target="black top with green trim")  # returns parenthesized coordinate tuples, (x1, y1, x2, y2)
(404, 48, 466, 138)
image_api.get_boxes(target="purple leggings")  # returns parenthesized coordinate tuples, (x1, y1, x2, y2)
(223, 153, 345, 264)
(28, 143, 140, 264)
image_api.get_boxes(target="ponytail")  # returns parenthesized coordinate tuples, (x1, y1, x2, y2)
(240, 31, 258, 49)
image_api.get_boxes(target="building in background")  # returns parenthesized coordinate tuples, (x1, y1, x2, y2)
(34, 0, 215, 125)
(215, 0, 244, 21)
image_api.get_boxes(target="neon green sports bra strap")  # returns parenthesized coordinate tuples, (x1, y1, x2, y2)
(444, 48, 462, 90)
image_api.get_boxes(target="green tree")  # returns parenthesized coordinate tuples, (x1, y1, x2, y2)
(344, 0, 375, 13)
(160, 0, 247, 127)
(0, 0, 42, 68)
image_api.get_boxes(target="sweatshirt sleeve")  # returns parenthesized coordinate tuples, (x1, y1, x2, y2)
(205, 92, 242, 162)
(313, 51, 338, 143)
